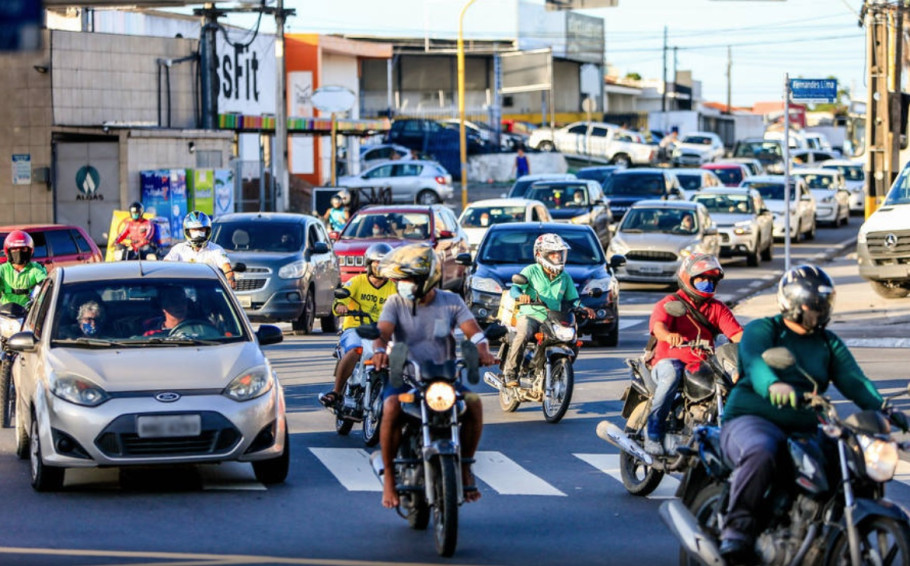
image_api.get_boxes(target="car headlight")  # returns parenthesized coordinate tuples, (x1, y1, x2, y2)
(223, 367, 273, 401)
(52, 374, 110, 407)
(278, 259, 308, 279)
(858, 434, 899, 482)
(582, 278, 611, 296)
(858, 230, 867, 244)
(553, 325, 576, 341)
(733, 221, 752, 235)
(471, 276, 502, 294)
(426, 381, 456, 412)
(608, 238, 628, 256)
(679, 242, 699, 257)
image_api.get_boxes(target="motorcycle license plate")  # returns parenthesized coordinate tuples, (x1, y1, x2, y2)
(137, 415, 201, 438)
(237, 295, 252, 308)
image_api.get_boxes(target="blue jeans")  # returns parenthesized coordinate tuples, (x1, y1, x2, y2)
(646, 358, 684, 441)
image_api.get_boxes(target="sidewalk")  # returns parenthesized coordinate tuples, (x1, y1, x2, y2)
(732, 250, 910, 348)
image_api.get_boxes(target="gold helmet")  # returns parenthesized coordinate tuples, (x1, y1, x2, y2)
(379, 243, 441, 299)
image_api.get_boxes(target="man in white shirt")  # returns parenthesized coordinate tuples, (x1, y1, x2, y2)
(164, 211, 236, 289)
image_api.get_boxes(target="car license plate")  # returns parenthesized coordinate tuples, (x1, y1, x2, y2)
(639, 265, 661, 274)
(237, 295, 252, 308)
(137, 415, 202, 438)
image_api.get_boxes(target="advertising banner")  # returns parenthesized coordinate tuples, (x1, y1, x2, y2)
(168, 169, 188, 241)
(140, 169, 170, 219)
(188, 169, 215, 216)
(214, 168, 235, 217)
(216, 30, 276, 116)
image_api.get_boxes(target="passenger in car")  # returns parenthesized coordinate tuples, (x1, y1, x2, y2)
(60, 299, 109, 339)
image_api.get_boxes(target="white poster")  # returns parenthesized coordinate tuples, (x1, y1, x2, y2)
(11, 154, 30, 185)
(290, 136, 314, 175)
(288, 71, 313, 118)
(216, 30, 276, 115)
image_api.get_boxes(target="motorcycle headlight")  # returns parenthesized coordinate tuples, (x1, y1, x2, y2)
(859, 434, 899, 482)
(733, 221, 752, 235)
(471, 276, 502, 294)
(278, 259, 308, 279)
(553, 325, 576, 341)
(582, 278, 611, 297)
(52, 374, 110, 407)
(426, 381, 456, 412)
(223, 367, 273, 401)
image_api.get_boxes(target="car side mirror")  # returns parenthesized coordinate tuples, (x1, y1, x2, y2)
(512, 273, 529, 285)
(311, 241, 330, 254)
(455, 252, 472, 266)
(609, 254, 627, 269)
(8, 331, 37, 352)
(438, 230, 455, 239)
(334, 287, 351, 300)
(256, 324, 284, 346)
(232, 262, 247, 273)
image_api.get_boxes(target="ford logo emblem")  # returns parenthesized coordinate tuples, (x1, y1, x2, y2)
(155, 392, 180, 403)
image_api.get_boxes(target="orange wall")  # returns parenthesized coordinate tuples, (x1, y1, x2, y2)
(286, 35, 322, 186)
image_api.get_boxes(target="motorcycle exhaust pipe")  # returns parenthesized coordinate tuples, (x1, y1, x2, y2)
(595, 421, 653, 466)
(483, 371, 503, 391)
(658, 500, 724, 566)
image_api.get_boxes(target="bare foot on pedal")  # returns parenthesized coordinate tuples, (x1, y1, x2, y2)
(382, 476, 399, 508)
(463, 466, 481, 503)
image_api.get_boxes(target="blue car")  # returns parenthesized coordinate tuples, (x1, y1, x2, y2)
(457, 222, 626, 346)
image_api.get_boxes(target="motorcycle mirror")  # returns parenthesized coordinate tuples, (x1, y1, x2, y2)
(232, 262, 247, 273)
(461, 339, 480, 384)
(0, 302, 27, 319)
(589, 288, 603, 298)
(388, 342, 409, 388)
(484, 323, 508, 341)
(334, 287, 352, 300)
(762, 347, 796, 370)
(663, 301, 687, 318)
(512, 273, 529, 285)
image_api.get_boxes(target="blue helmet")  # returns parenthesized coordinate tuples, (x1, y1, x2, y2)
(183, 210, 212, 247)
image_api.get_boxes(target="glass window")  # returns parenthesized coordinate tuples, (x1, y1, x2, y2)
(567, 124, 588, 135)
(692, 193, 754, 214)
(479, 229, 602, 265)
(461, 205, 529, 227)
(364, 164, 393, 179)
(591, 127, 608, 137)
(25, 279, 53, 337)
(526, 184, 591, 209)
(603, 173, 666, 196)
(620, 208, 699, 234)
(212, 222, 305, 252)
(746, 182, 796, 201)
(71, 230, 93, 254)
(396, 164, 422, 177)
(709, 168, 744, 186)
(45, 229, 79, 256)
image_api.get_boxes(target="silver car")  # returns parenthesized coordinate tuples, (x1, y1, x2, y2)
(337, 159, 454, 204)
(820, 159, 866, 213)
(607, 200, 720, 284)
(9, 262, 288, 491)
(457, 198, 552, 254)
(691, 187, 774, 267)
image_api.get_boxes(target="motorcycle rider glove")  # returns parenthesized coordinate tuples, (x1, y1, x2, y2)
(769, 382, 798, 409)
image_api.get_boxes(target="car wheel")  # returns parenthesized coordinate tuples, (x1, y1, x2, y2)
(252, 423, 290, 485)
(416, 190, 440, 205)
(292, 287, 315, 334)
(30, 415, 64, 492)
(746, 239, 760, 267)
(870, 281, 910, 299)
(320, 314, 339, 333)
(793, 220, 802, 243)
(611, 154, 631, 168)
(538, 141, 554, 152)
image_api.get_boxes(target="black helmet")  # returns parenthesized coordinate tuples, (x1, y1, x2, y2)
(129, 201, 144, 220)
(364, 242, 393, 278)
(379, 243, 441, 299)
(778, 264, 836, 332)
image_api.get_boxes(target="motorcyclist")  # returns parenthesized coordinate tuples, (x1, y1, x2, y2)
(644, 253, 743, 456)
(0, 231, 47, 307)
(115, 201, 157, 259)
(319, 243, 397, 409)
(371, 243, 496, 509)
(717, 265, 902, 563)
(163, 211, 236, 289)
(501, 233, 594, 388)
(323, 195, 349, 232)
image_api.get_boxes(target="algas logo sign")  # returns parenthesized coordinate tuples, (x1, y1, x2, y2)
(75, 165, 103, 201)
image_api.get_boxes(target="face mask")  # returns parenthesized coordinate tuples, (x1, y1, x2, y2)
(480, 216, 489, 227)
(397, 281, 417, 301)
(694, 280, 715, 294)
(189, 229, 206, 240)
(373, 227, 383, 236)
(131, 212, 141, 220)
(81, 321, 98, 336)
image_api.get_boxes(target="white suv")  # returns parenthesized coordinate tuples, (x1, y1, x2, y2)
(740, 175, 816, 241)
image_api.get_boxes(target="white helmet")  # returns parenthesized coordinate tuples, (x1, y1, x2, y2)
(534, 233, 570, 274)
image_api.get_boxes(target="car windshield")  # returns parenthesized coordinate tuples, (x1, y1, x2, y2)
(733, 141, 783, 159)
(479, 229, 603, 265)
(884, 168, 910, 205)
(603, 174, 665, 196)
(682, 135, 713, 145)
(50, 279, 247, 346)
(692, 193, 754, 214)
(619, 208, 699, 234)
(509, 178, 539, 198)
(709, 168, 744, 185)
(341, 212, 431, 240)
(793, 174, 835, 190)
(746, 182, 796, 201)
(526, 185, 589, 209)
(675, 173, 706, 191)
(461, 205, 528, 228)
(212, 222, 304, 252)
(822, 164, 864, 181)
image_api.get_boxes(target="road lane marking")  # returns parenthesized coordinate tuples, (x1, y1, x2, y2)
(309, 447, 381, 491)
(843, 338, 910, 349)
(472, 450, 565, 496)
(574, 453, 679, 499)
(618, 318, 645, 331)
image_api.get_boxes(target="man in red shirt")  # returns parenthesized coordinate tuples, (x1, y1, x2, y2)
(115, 201, 157, 259)
(645, 253, 743, 455)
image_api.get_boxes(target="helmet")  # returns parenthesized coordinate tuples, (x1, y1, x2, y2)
(336, 189, 352, 206)
(183, 210, 212, 247)
(330, 195, 343, 208)
(677, 253, 724, 303)
(379, 243, 441, 299)
(4, 230, 34, 265)
(778, 264, 836, 333)
(534, 233, 570, 274)
(129, 201, 144, 220)
(364, 242, 393, 278)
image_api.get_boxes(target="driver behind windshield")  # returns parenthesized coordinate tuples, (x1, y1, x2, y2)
(143, 286, 190, 336)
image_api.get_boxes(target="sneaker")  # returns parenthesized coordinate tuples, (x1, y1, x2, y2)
(504, 373, 520, 388)
(643, 436, 665, 456)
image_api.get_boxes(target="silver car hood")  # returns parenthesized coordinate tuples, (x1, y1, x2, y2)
(616, 231, 699, 252)
(46, 342, 264, 391)
(709, 212, 752, 226)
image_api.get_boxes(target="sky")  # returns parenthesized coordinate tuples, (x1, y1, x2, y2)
(177, 0, 867, 108)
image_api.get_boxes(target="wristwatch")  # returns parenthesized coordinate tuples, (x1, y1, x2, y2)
(374, 347, 387, 354)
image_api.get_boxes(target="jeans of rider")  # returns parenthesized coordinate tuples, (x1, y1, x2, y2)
(502, 316, 542, 378)
(719, 415, 788, 543)
(646, 358, 685, 441)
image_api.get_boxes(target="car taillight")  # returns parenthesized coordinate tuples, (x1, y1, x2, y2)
(435, 176, 446, 184)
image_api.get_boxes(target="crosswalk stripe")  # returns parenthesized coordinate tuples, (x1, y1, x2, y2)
(894, 460, 910, 484)
(574, 453, 679, 499)
(472, 451, 566, 496)
(310, 447, 381, 491)
(618, 318, 646, 331)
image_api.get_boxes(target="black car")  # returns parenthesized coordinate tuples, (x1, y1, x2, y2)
(731, 138, 785, 174)
(524, 180, 613, 250)
(575, 165, 625, 187)
(457, 222, 625, 346)
(602, 168, 683, 222)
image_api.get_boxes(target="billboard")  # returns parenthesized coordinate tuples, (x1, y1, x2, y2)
(501, 50, 552, 95)
(216, 29, 276, 116)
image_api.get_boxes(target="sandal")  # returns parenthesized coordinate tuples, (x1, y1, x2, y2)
(319, 391, 341, 408)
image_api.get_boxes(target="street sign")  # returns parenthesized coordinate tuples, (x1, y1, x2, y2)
(789, 78, 838, 103)
(545, 0, 618, 10)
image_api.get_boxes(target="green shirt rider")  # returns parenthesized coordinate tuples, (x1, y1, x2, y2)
(0, 231, 47, 307)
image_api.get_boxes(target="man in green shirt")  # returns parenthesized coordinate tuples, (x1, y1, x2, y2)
(501, 233, 594, 388)
(718, 265, 902, 563)
(0, 231, 47, 307)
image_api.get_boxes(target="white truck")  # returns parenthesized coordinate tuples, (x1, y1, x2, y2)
(528, 121, 656, 167)
(857, 160, 910, 298)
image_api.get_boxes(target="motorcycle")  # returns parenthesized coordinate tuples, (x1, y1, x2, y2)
(483, 273, 596, 424)
(330, 287, 385, 446)
(0, 301, 27, 429)
(370, 323, 506, 557)
(661, 346, 910, 566)
(113, 242, 160, 261)
(597, 300, 738, 496)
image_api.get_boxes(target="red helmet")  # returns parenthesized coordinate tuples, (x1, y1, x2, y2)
(4, 230, 35, 264)
(677, 253, 724, 302)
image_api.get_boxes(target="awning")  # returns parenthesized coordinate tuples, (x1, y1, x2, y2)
(218, 114, 390, 136)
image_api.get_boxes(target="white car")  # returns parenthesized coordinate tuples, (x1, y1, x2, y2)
(789, 168, 850, 226)
(820, 159, 866, 213)
(9, 262, 289, 491)
(338, 160, 454, 204)
(740, 175, 817, 241)
(671, 131, 726, 167)
(691, 187, 774, 267)
(457, 198, 552, 253)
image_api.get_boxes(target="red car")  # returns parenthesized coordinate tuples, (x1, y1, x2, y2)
(0, 224, 103, 271)
(330, 205, 470, 293)
(700, 162, 751, 188)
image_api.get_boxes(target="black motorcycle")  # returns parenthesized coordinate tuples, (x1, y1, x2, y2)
(598, 300, 738, 496)
(662, 346, 910, 566)
(0, 301, 27, 429)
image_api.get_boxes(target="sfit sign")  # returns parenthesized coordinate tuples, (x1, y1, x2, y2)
(216, 29, 276, 115)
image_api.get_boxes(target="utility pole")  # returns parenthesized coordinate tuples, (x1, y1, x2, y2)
(672, 45, 678, 111)
(662, 26, 667, 112)
(866, 2, 892, 218)
(197, 3, 223, 130)
(274, 0, 289, 212)
(725, 46, 732, 115)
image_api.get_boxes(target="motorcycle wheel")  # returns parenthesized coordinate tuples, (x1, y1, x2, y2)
(1, 356, 14, 428)
(826, 517, 910, 566)
(433, 455, 460, 557)
(619, 403, 664, 496)
(678, 482, 726, 566)
(336, 415, 354, 436)
(542, 358, 574, 424)
(362, 381, 383, 447)
(498, 386, 520, 412)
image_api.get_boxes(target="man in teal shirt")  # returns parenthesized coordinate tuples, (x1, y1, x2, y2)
(501, 233, 594, 387)
(0, 231, 47, 307)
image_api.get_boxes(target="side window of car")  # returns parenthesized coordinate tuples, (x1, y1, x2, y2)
(591, 127, 608, 138)
(71, 230, 93, 254)
(567, 124, 587, 135)
(25, 279, 53, 337)
(307, 225, 320, 249)
(397, 164, 421, 177)
(30, 231, 48, 260)
(45, 229, 79, 257)
(366, 165, 393, 179)
(313, 222, 330, 247)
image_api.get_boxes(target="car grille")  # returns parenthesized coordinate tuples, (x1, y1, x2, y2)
(236, 278, 267, 291)
(867, 230, 910, 263)
(339, 255, 365, 267)
(625, 250, 678, 262)
(95, 412, 241, 458)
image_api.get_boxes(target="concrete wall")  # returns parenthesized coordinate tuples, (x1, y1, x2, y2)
(467, 151, 567, 183)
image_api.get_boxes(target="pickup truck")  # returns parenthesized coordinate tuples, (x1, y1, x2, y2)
(528, 121, 656, 168)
